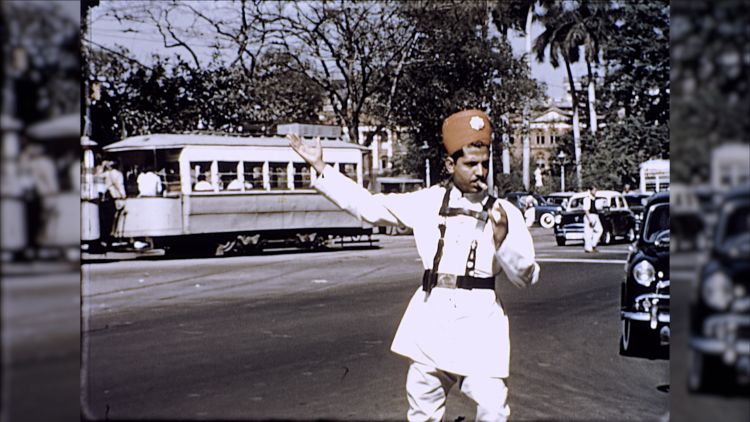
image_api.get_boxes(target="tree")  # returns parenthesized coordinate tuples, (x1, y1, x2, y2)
(491, 0, 537, 179)
(390, 1, 542, 185)
(532, 0, 615, 190)
(268, 1, 420, 145)
(87, 47, 323, 145)
(671, 0, 748, 183)
(551, 1, 670, 191)
(2, 1, 80, 124)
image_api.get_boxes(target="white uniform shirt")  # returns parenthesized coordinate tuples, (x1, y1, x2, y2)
(137, 172, 162, 197)
(314, 165, 540, 378)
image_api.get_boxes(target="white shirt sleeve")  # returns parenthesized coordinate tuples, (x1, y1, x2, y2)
(313, 164, 431, 228)
(494, 200, 540, 288)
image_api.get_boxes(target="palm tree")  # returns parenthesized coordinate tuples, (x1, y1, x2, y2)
(491, 0, 537, 184)
(532, 1, 607, 189)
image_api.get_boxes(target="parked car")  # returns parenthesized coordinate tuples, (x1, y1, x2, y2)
(553, 190, 637, 246)
(623, 192, 652, 231)
(504, 192, 563, 229)
(619, 191, 670, 358)
(670, 184, 706, 252)
(545, 192, 576, 209)
(688, 186, 750, 392)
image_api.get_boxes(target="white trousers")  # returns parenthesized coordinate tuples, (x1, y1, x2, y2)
(406, 361, 510, 422)
(583, 214, 603, 251)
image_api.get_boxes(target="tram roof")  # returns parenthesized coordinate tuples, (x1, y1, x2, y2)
(103, 133, 369, 152)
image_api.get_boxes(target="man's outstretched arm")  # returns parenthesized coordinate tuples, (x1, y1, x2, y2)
(287, 134, 426, 229)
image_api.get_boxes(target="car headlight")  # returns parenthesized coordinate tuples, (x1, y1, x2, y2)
(702, 271, 733, 311)
(633, 260, 655, 286)
(554, 215, 562, 224)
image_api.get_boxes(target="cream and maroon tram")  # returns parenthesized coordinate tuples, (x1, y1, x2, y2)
(97, 133, 374, 256)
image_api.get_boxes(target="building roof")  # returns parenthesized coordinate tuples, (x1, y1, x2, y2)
(26, 113, 80, 140)
(103, 133, 368, 152)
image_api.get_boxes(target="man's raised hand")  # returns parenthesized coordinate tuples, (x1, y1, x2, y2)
(489, 201, 509, 249)
(287, 134, 326, 173)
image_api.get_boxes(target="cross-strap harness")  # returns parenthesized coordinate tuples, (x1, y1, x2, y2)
(422, 186, 497, 293)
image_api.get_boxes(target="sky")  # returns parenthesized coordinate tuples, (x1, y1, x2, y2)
(87, 1, 585, 100)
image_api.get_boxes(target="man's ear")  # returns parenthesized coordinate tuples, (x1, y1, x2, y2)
(444, 156, 455, 175)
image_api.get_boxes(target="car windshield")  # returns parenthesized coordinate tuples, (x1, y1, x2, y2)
(643, 203, 670, 242)
(722, 203, 749, 242)
(567, 196, 608, 210)
(625, 195, 648, 207)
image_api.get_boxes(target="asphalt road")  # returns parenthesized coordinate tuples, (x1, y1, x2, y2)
(80, 229, 670, 421)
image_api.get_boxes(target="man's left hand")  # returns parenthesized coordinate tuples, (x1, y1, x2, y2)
(489, 201, 509, 249)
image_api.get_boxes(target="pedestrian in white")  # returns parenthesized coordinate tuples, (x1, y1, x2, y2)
(289, 109, 539, 422)
(582, 185, 603, 253)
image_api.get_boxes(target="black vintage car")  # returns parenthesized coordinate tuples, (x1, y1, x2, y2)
(688, 186, 750, 392)
(553, 190, 637, 246)
(623, 192, 651, 231)
(504, 192, 563, 229)
(619, 191, 670, 358)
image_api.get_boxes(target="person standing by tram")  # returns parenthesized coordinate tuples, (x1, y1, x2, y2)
(18, 143, 59, 259)
(99, 160, 126, 247)
(288, 109, 539, 422)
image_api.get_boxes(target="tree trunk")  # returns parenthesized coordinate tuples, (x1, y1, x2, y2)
(522, 5, 533, 190)
(586, 59, 597, 135)
(564, 58, 582, 190)
(501, 113, 510, 174)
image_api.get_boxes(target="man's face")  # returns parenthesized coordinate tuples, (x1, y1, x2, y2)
(446, 145, 490, 193)
(590, 187, 597, 196)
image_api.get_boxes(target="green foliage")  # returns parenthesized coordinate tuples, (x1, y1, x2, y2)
(671, 0, 750, 183)
(392, 2, 543, 182)
(88, 49, 324, 145)
(599, 1, 670, 126)
(552, 115, 668, 191)
(2, 1, 80, 124)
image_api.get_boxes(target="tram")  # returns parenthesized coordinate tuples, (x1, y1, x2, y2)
(90, 133, 376, 256)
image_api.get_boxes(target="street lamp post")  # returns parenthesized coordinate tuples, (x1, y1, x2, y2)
(420, 141, 431, 187)
(557, 150, 567, 192)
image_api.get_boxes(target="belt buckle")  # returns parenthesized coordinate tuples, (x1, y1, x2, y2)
(436, 273, 457, 289)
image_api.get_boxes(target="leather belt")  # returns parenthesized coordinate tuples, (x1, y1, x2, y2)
(422, 270, 494, 291)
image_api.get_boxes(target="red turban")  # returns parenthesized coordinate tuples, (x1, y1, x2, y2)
(441, 109, 492, 155)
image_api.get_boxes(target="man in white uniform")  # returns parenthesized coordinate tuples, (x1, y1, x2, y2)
(582, 185, 603, 253)
(289, 109, 539, 422)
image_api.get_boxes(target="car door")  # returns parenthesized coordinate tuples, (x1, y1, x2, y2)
(611, 195, 628, 235)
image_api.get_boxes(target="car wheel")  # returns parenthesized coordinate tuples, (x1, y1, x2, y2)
(620, 319, 648, 357)
(626, 228, 636, 243)
(555, 237, 566, 246)
(688, 350, 722, 392)
(540, 213, 555, 229)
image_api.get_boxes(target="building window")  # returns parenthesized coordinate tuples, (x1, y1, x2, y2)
(550, 134, 557, 144)
(536, 135, 544, 145)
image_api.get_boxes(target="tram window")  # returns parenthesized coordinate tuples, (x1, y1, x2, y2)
(293, 163, 312, 189)
(242, 161, 264, 190)
(341, 163, 357, 181)
(191, 161, 213, 192)
(218, 161, 239, 190)
(162, 162, 180, 193)
(269, 162, 289, 190)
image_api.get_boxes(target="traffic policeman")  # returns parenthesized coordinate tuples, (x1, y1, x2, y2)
(288, 109, 540, 422)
